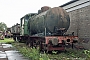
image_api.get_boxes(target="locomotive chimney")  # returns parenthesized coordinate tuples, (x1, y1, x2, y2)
(41, 6, 51, 12)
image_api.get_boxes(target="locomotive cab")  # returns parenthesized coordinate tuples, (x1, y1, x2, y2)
(20, 13, 37, 42)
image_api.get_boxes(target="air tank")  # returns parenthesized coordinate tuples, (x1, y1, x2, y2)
(29, 7, 70, 36)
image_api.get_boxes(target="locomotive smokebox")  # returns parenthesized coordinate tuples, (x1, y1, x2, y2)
(45, 7, 70, 35)
(29, 7, 70, 36)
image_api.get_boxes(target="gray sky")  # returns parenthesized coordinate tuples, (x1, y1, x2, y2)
(0, 0, 71, 27)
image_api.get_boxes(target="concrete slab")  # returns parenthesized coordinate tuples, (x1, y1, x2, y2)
(0, 53, 7, 58)
(0, 43, 29, 60)
(8, 56, 29, 60)
(5, 50, 29, 60)
(5, 50, 22, 56)
(0, 51, 5, 54)
(2, 44, 14, 51)
(2, 44, 13, 48)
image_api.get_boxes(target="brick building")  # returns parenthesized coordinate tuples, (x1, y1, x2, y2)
(60, 0, 90, 49)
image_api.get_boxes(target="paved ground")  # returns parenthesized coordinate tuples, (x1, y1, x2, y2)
(0, 43, 29, 60)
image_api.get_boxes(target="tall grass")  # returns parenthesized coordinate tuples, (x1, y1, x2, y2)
(12, 42, 90, 60)
(12, 43, 50, 60)
(1, 38, 90, 60)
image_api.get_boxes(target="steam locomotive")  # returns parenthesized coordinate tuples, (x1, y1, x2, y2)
(11, 6, 78, 52)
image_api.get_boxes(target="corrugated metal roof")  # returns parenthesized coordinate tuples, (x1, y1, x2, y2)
(60, 0, 79, 7)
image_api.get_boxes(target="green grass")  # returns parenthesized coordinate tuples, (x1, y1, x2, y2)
(12, 42, 90, 60)
(12, 42, 50, 60)
(0, 38, 14, 43)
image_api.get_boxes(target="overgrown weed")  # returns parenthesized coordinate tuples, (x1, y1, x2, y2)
(12, 42, 90, 60)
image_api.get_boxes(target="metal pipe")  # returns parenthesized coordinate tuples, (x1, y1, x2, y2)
(45, 27, 46, 36)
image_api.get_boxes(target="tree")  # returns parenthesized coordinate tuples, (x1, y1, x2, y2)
(0, 22, 7, 31)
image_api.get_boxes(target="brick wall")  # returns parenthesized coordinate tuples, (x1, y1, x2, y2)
(67, 5, 90, 38)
